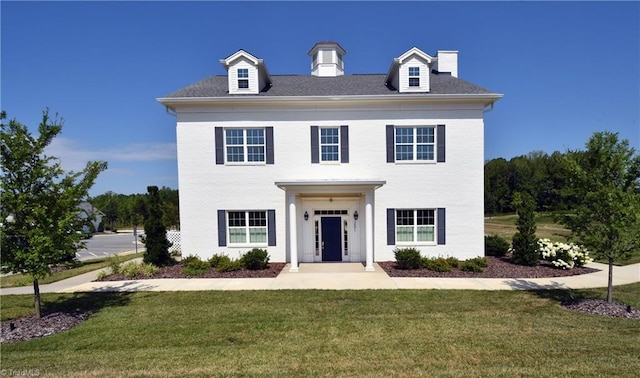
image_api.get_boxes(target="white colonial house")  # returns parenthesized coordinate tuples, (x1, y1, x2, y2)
(158, 41, 502, 271)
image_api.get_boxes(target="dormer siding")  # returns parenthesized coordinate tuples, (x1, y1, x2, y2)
(228, 58, 260, 94)
(398, 56, 430, 93)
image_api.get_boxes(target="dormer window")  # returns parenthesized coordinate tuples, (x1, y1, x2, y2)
(409, 67, 420, 87)
(237, 68, 249, 89)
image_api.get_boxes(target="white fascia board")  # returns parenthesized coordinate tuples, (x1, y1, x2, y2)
(219, 50, 261, 69)
(275, 180, 386, 192)
(397, 47, 434, 64)
(157, 93, 503, 109)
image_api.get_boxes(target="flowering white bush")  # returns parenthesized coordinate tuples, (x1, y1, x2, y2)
(538, 238, 593, 269)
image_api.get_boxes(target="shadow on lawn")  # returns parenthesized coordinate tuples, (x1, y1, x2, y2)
(505, 279, 602, 303)
(42, 292, 133, 316)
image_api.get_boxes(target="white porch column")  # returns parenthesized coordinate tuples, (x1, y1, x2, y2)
(288, 193, 299, 272)
(365, 192, 374, 271)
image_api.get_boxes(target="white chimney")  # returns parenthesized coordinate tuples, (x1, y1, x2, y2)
(308, 41, 347, 77)
(435, 50, 458, 78)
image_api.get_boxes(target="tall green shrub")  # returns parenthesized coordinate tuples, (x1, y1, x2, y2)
(511, 192, 539, 266)
(143, 186, 172, 266)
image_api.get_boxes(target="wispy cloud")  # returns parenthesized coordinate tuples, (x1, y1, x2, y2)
(46, 137, 177, 171)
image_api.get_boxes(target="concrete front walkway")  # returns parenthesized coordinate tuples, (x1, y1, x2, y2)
(1, 262, 638, 295)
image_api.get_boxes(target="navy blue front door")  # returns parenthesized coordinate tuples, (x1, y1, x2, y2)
(321, 217, 342, 262)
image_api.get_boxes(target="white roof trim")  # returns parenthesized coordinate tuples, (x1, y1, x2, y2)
(219, 49, 261, 68)
(397, 47, 434, 64)
(275, 179, 386, 191)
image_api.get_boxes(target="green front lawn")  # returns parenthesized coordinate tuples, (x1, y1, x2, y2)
(2, 285, 639, 377)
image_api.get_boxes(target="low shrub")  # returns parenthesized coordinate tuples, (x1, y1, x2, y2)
(485, 235, 510, 257)
(460, 257, 489, 272)
(208, 254, 229, 268)
(394, 247, 422, 269)
(181, 255, 201, 266)
(107, 256, 122, 275)
(538, 239, 592, 269)
(421, 257, 456, 272)
(216, 258, 242, 273)
(241, 248, 270, 270)
(140, 263, 159, 277)
(182, 258, 210, 276)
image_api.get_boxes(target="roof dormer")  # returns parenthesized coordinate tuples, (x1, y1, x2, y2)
(308, 41, 347, 77)
(386, 47, 434, 93)
(220, 50, 271, 94)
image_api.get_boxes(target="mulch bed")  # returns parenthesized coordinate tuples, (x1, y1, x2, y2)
(1, 311, 91, 344)
(96, 262, 287, 281)
(378, 256, 599, 278)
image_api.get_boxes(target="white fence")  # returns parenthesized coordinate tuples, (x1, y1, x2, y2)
(167, 230, 181, 253)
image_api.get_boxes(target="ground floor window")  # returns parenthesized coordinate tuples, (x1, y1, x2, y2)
(396, 209, 435, 243)
(228, 211, 267, 244)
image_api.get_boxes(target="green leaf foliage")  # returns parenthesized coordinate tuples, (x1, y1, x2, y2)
(511, 192, 539, 266)
(1, 110, 107, 279)
(143, 186, 173, 267)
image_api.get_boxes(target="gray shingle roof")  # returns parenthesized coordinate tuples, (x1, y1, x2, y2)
(163, 73, 497, 98)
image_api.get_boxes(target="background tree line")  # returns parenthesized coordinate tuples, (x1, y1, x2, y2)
(90, 187, 179, 230)
(484, 150, 582, 214)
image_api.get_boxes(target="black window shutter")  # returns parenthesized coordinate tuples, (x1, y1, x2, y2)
(386, 208, 396, 245)
(267, 209, 276, 246)
(437, 124, 445, 163)
(215, 127, 224, 165)
(386, 125, 395, 163)
(340, 125, 349, 163)
(266, 127, 274, 164)
(310, 125, 319, 164)
(437, 208, 446, 245)
(217, 210, 227, 246)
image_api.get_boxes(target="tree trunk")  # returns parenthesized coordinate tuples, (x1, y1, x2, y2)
(33, 278, 42, 319)
(607, 257, 613, 303)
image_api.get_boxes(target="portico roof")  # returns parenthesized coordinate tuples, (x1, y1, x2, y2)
(275, 179, 386, 192)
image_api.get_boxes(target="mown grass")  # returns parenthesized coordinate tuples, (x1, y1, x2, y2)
(0, 253, 144, 288)
(1, 285, 639, 377)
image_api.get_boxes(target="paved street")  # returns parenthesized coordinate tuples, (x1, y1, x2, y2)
(76, 232, 143, 261)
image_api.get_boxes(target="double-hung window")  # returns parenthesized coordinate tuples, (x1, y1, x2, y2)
(395, 126, 435, 161)
(237, 68, 249, 89)
(396, 209, 435, 243)
(228, 211, 267, 245)
(320, 127, 340, 162)
(225, 128, 265, 163)
(409, 67, 420, 87)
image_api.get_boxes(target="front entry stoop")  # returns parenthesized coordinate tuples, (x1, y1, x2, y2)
(298, 263, 369, 273)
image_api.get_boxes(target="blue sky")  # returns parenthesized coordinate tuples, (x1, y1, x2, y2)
(2, 1, 638, 196)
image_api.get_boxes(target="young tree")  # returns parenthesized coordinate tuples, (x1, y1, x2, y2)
(1, 110, 107, 318)
(143, 186, 172, 266)
(511, 191, 539, 266)
(561, 131, 640, 303)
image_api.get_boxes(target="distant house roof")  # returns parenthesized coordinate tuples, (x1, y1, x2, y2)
(161, 72, 497, 99)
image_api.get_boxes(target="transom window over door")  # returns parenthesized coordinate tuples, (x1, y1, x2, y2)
(228, 211, 267, 244)
(396, 209, 435, 243)
(237, 68, 249, 89)
(395, 127, 435, 161)
(320, 128, 339, 162)
(225, 128, 265, 163)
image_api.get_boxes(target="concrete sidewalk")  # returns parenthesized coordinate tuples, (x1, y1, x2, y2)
(1, 261, 638, 295)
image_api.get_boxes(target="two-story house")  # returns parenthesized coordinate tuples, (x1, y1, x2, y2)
(158, 41, 502, 271)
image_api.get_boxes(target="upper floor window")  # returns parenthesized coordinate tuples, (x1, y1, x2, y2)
(225, 128, 265, 163)
(409, 67, 420, 87)
(320, 128, 340, 162)
(396, 209, 435, 243)
(395, 126, 435, 161)
(237, 68, 249, 89)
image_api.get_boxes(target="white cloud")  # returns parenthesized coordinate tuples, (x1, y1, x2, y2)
(46, 137, 176, 171)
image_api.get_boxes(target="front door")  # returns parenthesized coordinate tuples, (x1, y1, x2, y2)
(321, 217, 342, 261)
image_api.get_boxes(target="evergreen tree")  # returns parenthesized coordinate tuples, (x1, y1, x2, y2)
(143, 186, 172, 266)
(511, 192, 539, 266)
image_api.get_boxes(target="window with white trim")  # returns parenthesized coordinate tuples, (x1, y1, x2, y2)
(225, 128, 265, 163)
(237, 68, 249, 89)
(409, 67, 420, 87)
(395, 126, 435, 161)
(396, 209, 435, 243)
(228, 211, 267, 245)
(320, 127, 340, 162)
